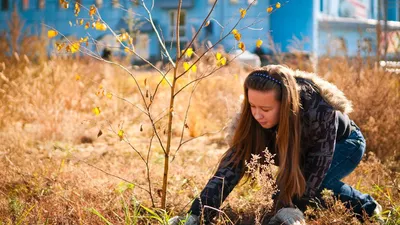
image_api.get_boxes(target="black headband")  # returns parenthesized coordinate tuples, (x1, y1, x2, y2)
(251, 72, 282, 85)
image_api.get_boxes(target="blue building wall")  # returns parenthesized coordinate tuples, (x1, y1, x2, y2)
(270, 0, 315, 53)
(0, 0, 399, 60)
(317, 0, 400, 57)
(318, 21, 378, 56)
(0, 0, 272, 60)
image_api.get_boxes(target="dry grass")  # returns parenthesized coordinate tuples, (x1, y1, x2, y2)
(0, 33, 399, 224)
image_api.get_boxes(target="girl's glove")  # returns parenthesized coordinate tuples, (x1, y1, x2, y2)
(168, 214, 199, 225)
(268, 207, 306, 225)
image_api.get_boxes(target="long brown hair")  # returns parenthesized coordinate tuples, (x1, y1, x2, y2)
(221, 65, 305, 206)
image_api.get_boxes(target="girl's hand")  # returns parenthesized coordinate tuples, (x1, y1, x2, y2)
(268, 207, 306, 225)
(168, 214, 199, 225)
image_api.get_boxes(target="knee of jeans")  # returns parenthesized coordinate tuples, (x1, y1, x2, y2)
(320, 179, 343, 193)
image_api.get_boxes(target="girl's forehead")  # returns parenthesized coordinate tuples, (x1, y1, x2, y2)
(248, 89, 278, 105)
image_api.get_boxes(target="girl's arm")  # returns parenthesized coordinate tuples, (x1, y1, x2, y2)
(302, 106, 338, 198)
(188, 147, 243, 223)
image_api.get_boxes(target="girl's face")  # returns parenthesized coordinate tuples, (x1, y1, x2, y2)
(248, 88, 281, 129)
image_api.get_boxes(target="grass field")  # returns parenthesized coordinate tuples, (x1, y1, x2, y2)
(0, 51, 399, 224)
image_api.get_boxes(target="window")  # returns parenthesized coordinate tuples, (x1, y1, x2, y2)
(169, 10, 186, 39)
(1, 0, 9, 11)
(95, 0, 103, 8)
(23, 0, 29, 10)
(320, 0, 323, 12)
(38, 0, 45, 9)
(339, 0, 368, 19)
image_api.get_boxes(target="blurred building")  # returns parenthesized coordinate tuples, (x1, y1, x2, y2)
(0, 0, 399, 61)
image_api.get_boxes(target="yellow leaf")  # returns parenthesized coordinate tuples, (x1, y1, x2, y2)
(80, 37, 88, 43)
(238, 42, 245, 51)
(79, 19, 84, 25)
(160, 75, 172, 87)
(106, 92, 113, 99)
(84, 22, 90, 29)
(89, 5, 96, 17)
(66, 42, 80, 54)
(185, 48, 194, 58)
(256, 39, 263, 48)
(231, 29, 238, 35)
(122, 33, 129, 40)
(47, 30, 58, 38)
(71, 42, 80, 53)
(117, 33, 129, 42)
(74, 2, 80, 16)
(75, 74, 81, 81)
(216, 52, 222, 60)
(205, 20, 210, 27)
(234, 32, 241, 41)
(239, 8, 247, 18)
(80, 37, 89, 47)
(55, 42, 64, 51)
(124, 47, 134, 54)
(93, 107, 101, 115)
(95, 21, 107, 31)
(118, 129, 124, 141)
(69, 21, 73, 27)
(267, 6, 273, 13)
(191, 64, 197, 72)
(221, 57, 227, 65)
(217, 57, 227, 66)
(96, 89, 104, 97)
(276, 2, 281, 8)
(183, 62, 190, 71)
(60, 0, 69, 9)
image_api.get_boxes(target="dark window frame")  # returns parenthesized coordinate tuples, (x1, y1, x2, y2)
(1, 0, 9, 11)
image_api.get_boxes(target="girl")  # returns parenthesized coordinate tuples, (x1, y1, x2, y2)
(172, 65, 381, 224)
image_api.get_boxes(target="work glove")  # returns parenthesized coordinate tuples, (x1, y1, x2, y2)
(267, 207, 306, 225)
(168, 214, 199, 225)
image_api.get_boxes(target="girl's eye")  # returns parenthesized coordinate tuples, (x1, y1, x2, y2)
(262, 109, 270, 112)
(250, 105, 255, 108)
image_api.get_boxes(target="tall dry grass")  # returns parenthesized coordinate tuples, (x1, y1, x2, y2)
(0, 28, 399, 224)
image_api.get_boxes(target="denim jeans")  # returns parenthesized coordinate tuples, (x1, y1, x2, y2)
(318, 120, 377, 217)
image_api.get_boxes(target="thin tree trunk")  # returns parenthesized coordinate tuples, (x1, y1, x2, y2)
(376, 0, 382, 62)
(161, 0, 183, 210)
(383, 0, 388, 60)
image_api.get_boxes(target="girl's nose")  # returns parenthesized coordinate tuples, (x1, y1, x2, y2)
(254, 110, 263, 120)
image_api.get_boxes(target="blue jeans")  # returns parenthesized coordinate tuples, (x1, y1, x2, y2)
(318, 121, 377, 217)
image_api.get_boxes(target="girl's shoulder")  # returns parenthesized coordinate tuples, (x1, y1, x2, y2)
(296, 78, 328, 113)
(294, 70, 353, 114)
